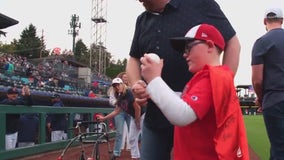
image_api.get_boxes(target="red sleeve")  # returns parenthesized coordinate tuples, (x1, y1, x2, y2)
(182, 71, 213, 120)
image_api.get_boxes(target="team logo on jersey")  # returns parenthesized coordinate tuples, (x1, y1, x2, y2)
(236, 146, 243, 157)
(191, 95, 198, 101)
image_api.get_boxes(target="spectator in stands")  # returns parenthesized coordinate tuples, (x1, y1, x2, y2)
(17, 113, 39, 147)
(3, 60, 14, 75)
(25, 65, 33, 78)
(95, 89, 105, 98)
(36, 77, 45, 88)
(46, 94, 67, 142)
(0, 86, 33, 150)
(88, 89, 97, 98)
(46, 77, 59, 88)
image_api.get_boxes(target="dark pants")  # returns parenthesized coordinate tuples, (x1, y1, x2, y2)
(263, 101, 284, 160)
(141, 124, 173, 160)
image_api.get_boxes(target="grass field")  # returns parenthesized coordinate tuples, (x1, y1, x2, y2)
(244, 115, 270, 160)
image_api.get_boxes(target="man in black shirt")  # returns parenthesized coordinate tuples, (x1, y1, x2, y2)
(126, 0, 240, 159)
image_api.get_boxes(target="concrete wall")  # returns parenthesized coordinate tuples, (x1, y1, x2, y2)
(78, 67, 91, 84)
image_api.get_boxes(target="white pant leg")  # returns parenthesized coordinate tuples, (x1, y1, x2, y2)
(5, 132, 18, 150)
(121, 121, 130, 150)
(51, 130, 67, 142)
(120, 122, 126, 149)
(125, 123, 130, 150)
(129, 113, 145, 158)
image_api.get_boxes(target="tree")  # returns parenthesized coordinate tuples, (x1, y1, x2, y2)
(89, 43, 112, 74)
(0, 40, 16, 53)
(39, 31, 49, 57)
(106, 58, 128, 78)
(74, 39, 89, 64)
(13, 24, 44, 58)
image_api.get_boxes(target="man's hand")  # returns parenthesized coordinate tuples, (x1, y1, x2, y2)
(132, 80, 149, 106)
(254, 97, 263, 113)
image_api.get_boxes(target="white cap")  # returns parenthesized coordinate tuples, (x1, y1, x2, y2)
(112, 78, 123, 85)
(265, 7, 283, 19)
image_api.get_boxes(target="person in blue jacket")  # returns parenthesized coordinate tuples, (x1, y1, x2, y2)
(46, 94, 67, 142)
(17, 113, 39, 147)
(0, 86, 33, 150)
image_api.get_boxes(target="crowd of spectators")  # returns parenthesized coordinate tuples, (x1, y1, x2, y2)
(0, 52, 111, 97)
(0, 52, 114, 150)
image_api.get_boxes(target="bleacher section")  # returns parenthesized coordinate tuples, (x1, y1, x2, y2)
(0, 53, 112, 107)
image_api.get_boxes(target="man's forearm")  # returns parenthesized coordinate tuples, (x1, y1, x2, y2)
(133, 101, 141, 121)
(126, 57, 142, 86)
(253, 83, 263, 103)
(252, 64, 264, 104)
(222, 35, 241, 76)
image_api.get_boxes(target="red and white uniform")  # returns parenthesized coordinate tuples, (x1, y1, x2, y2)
(147, 65, 249, 160)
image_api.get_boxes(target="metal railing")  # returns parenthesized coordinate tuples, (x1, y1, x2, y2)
(0, 104, 113, 160)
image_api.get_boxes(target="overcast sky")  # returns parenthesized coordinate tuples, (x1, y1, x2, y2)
(1, 0, 284, 86)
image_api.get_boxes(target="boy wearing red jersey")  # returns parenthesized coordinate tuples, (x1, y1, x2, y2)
(140, 24, 249, 160)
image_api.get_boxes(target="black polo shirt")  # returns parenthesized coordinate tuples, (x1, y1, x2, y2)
(130, 0, 236, 129)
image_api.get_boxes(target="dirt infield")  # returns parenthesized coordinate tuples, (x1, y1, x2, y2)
(15, 139, 133, 160)
(14, 140, 260, 160)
